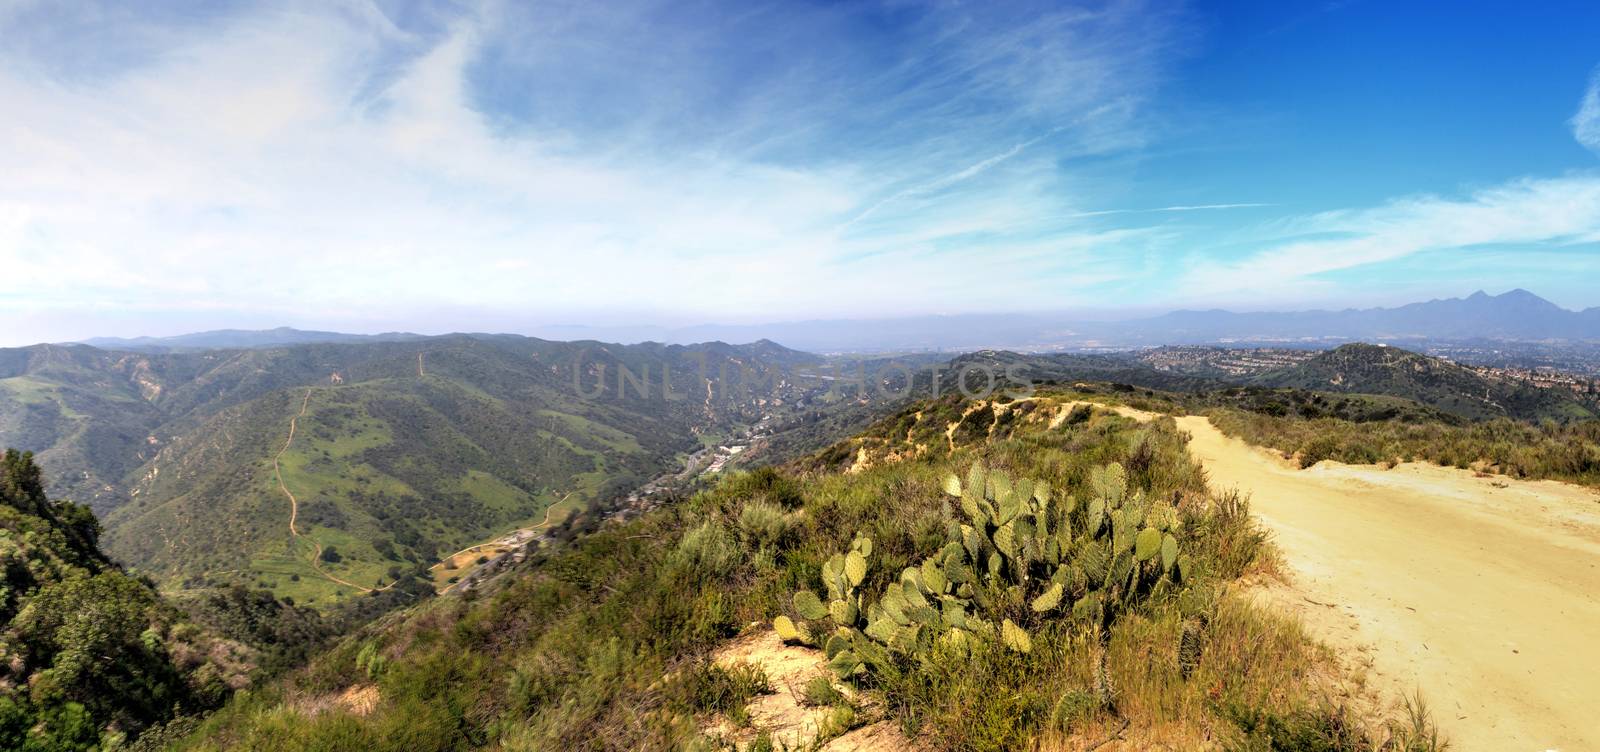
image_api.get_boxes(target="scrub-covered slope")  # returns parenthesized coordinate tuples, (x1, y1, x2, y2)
(174, 392, 1443, 751)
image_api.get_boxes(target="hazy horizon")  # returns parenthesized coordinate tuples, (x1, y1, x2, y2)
(11, 286, 1592, 351)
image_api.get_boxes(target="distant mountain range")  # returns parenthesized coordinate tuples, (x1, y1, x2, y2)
(80, 326, 428, 351)
(66, 289, 1600, 353)
(1119, 289, 1600, 345)
(535, 289, 1600, 350)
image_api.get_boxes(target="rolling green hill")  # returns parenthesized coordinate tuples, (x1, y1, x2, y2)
(1249, 343, 1598, 421)
(935, 345, 1599, 423)
(934, 349, 1227, 395)
(0, 344, 172, 512)
(9, 336, 1592, 610)
(0, 336, 870, 606)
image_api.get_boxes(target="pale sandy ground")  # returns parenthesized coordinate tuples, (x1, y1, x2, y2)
(1174, 414, 1600, 752)
(708, 630, 921, 751)
(722, 401, 1600, 750)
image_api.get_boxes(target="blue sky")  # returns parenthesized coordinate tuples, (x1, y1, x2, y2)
(2, 0, 1599, 344)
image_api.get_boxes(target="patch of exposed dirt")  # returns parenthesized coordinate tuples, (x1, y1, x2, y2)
(820, 721, 918, 752)
(704, 629, 922, 751)
(1038, 400, 1600, 749)
(846, 444, 872, 475)
(290, 683, 380, 718)
(943, 401, 990, 451)
(1049, 400, 1165, 428)
(336, 684, 381, 716)
(1175, 414, 1600, 751)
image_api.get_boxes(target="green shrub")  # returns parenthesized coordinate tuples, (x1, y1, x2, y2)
(736, 500, 791, 549)
(1223, 703, 1369, 752)
(1213, 409, 1600, 489)
(666, 661, 770, 725)
(799, 676, 845, 707)
(671, 521, 741, 582)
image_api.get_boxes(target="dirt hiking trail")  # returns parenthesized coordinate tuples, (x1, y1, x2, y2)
(1169, 413, 1600, 751)
(273, 388, 393, 594)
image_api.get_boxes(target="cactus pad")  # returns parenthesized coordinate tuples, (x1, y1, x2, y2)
(794, 590, 829, 620)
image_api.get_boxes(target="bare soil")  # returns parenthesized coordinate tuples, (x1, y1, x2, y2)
(1175, 414, 1600, 751)
(707, 629, 921, 751)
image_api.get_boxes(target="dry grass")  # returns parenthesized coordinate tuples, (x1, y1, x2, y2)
(174, 398, 1447, 752)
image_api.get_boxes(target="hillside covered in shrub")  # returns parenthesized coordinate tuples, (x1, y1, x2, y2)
(173, 392, 1443, 751)
(1211, 408, 1600, 484)
(0, 449, 279, 750)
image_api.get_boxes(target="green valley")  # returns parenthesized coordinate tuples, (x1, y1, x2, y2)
(0, 336, 890, 607)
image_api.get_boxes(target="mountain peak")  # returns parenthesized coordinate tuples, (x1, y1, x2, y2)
(1465, 289, 1552, 306)
(1484, 288, 1563, 312)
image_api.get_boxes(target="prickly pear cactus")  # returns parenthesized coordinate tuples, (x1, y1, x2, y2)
(773, 615, 811, 644)
(784, 460, 1192, 680)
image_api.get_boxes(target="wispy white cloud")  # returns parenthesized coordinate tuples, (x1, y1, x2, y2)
(9, 2, 1592, 345)
(1575, 66, 1600, 156)
(1069, 203, 1273, 218)
(0, 1, 1189, 344)
(1176, 173, 1600, 302)
(842, 135, 1048, 228)
(1159, 68, 1600, 307)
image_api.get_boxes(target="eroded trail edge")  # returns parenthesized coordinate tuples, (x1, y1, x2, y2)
(1130, 407, 1600, 751)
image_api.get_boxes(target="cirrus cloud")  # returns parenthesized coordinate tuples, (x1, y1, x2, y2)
(0, 0, 1192, 344)
(1574, 66, 1600, 156)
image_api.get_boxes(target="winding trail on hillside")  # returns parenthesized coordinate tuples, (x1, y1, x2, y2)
(275, 389, 313, 537)
(1160, 411, 1600, 751)
(273, 388, 394, 594)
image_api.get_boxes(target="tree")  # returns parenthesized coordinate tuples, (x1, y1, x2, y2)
(10, 572, 185, 731)
(0, 448, 246, 748)
(52, 502, 101, 552)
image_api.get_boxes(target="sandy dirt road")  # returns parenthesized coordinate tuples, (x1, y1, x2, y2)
(1173, 415, 1600, 751)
